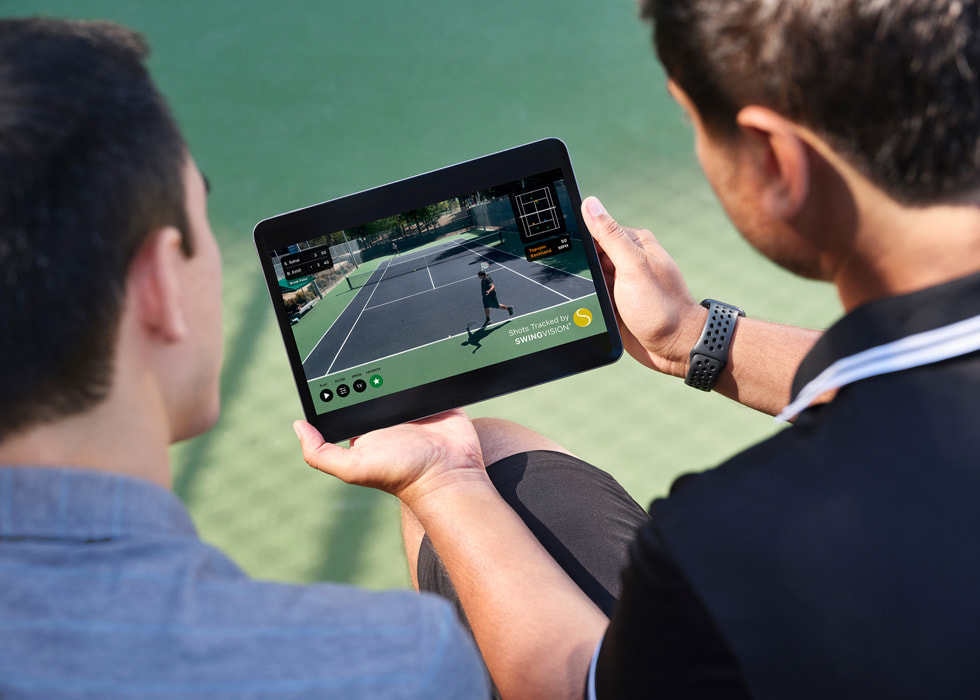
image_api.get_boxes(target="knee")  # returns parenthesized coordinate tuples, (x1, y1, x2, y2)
(472, 417, 576, 467)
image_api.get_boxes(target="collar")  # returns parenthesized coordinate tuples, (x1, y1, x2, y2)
(0, 467, 197, 541)
(778, 270, 980, 422)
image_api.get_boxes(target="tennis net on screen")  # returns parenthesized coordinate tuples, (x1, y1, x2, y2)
(345, 231, 503, 290)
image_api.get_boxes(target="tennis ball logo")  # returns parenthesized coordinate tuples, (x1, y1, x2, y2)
(573, 308, 593, 327)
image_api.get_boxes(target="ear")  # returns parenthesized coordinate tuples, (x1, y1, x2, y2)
(735, 106, 811, 220)
(127, 227, 189, 343)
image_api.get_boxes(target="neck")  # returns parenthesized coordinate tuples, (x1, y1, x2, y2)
(0, 392, 173, 490)
(820, 168, 980, 310)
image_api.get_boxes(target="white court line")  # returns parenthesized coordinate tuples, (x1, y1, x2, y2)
(304, 295, 597, 381)
(319, 259, 391, 374)
(490, 259, 573, 301)
(366, 275, 473, 310)
(391, 252, 428, 267)
(301, 260, 392, 365)
(303, 240, 467, 364)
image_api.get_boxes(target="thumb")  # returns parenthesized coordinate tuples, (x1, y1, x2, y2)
(293, 420, 345, 474)
(582, 195, 667, 271)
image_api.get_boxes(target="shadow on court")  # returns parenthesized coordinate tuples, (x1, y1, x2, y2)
(461, 320, 512, 353)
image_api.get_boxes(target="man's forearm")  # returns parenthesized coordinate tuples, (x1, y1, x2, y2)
(580, 198, 824, 416)
(408, 477, 608, 700)
(659, 306, 822, 416)
(712, 317, 822, 416)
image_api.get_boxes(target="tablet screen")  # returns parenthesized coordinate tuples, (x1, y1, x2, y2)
(255, 139, 621, 442)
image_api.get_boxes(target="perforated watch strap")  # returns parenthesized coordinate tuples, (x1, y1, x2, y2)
(684, 299, 745, 391)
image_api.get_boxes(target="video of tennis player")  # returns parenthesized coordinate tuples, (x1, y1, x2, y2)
(268, 169, 605, 412)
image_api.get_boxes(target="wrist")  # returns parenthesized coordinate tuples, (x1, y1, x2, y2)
(404, 472, 503, 534)
(659, 303, 710, 379)
(399, 465, 492, 513)
(684, 299, 746, 391)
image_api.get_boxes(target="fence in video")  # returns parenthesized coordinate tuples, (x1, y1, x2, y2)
(345, 231, 504, 290)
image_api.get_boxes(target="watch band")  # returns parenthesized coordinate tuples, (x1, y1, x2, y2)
(684, 299, 746, 391)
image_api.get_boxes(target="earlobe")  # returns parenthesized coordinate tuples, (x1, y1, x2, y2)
(736, 106, 811, 220)
(128, 227, 188, 343)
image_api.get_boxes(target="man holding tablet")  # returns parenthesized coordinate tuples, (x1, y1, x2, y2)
(296, 0, 980, 697)
(0, 18, 486, 698)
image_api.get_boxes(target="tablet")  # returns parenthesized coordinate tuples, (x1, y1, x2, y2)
(254, 138, 622, 443)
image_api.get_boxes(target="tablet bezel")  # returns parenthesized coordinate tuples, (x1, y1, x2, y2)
(254, 138, 622, 442)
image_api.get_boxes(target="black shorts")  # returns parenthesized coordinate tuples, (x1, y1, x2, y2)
(417, 450, 650, 621)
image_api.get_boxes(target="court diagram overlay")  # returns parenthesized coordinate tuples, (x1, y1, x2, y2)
(512, 184, 566, 242)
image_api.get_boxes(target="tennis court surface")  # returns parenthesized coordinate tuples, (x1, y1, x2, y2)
(302, 231, 596, 379)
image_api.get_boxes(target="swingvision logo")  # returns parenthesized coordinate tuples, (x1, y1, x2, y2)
(573, 308, 593, 327)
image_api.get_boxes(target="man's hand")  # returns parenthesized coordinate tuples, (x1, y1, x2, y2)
(298, 409, 608, 700)
(583, 195, 823, 413)
(582, 196, 705, 378)
(293, 409, 488, 507)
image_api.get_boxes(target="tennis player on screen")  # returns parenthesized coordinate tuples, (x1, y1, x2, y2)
(478, 270, 514, 326)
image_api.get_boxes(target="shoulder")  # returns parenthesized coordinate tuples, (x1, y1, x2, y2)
(0, 532, 487, 698)
(194, 578, 489, 697)
(642, 372, 980, 695)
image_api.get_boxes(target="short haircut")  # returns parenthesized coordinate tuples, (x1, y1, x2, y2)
(0, 18, 190, 442)
(639, 0, 980, 205)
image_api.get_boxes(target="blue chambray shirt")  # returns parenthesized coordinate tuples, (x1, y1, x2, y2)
(0, 467, 488, 699)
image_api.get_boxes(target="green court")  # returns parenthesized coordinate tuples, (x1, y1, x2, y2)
(11, 1, 840, 589)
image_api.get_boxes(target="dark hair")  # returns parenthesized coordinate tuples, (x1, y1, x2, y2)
(0, 18, 190, 441)
(640, 0, 980, 204)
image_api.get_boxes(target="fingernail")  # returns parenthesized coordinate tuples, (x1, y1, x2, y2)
(586, 196, 605, 217)
(292, 421, 303, 441)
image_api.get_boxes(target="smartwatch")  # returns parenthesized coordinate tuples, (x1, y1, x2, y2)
(684, 299, 745, 391)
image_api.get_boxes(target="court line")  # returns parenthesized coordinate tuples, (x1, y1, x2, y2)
(366, 275, 473, 310)
(301, 268, 385, 365)
(303, 258, 390, 372)
(374, 237, 481, 280)
(483, 258, 574, 301)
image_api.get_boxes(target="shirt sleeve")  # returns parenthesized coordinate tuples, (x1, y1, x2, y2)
(588, 515, 752, 699)
(418, 596, 491, 698)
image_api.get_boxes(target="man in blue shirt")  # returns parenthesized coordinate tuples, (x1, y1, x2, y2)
(0, 18, 487, 698)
